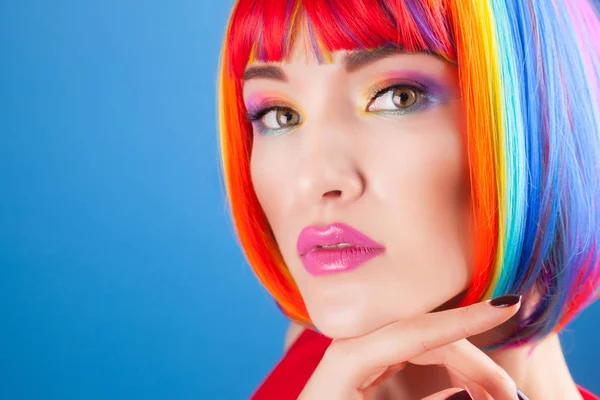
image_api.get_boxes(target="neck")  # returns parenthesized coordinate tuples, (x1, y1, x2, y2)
(483, 333, 582, 400)
(374, 333, 583, 400)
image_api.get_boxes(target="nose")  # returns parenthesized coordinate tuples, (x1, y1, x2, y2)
(295, 119, 365, 207)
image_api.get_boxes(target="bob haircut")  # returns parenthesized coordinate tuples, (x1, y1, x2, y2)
(218, 0, 600, 349)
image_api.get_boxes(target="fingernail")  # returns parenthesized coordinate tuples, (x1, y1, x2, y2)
(445, 390, 473, 400)
(489, 294, 522, 307)
(517, 388, 530, 400)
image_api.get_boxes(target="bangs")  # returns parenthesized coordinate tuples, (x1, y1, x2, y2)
(226, 0, 456, 79)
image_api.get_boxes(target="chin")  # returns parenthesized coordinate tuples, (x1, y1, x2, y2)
(308, 305, 399, 339)
(305, 292, 463, 340)
(312, 317, 370, 340)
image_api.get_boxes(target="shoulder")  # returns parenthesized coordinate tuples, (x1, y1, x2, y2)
(251, 325, 332, 399)
(284, 321, 306, 352)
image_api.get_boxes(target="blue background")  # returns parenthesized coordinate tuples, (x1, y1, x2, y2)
(1, 1, 599, 399)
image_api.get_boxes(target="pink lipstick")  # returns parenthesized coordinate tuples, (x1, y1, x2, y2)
(297, 223, 385, 276)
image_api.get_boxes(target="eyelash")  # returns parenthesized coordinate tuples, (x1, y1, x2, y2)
(246, 82, 433, 135)
(371, 82, 426, 103)
(246, 105, 289, 124)
(246, 103, 300, 136)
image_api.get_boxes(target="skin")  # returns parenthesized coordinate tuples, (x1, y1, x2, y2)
(242, 30, 584, 400)
(246, 38, 472, 340)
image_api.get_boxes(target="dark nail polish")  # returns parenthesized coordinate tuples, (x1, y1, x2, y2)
(517, 388, 530, 400)
(489, 294, 522, 307)
(445, 390, 473, 400)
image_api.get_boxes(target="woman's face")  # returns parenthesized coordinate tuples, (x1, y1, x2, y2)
(243, 33, 474, 339)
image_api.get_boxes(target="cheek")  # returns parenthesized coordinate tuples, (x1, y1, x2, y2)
(249, 140, 293, 244)
(368, 107, 472, 272)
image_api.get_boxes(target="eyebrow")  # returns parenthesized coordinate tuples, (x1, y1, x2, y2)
(343, 47, 402, 72)
(243, 65, 287, 82)
(242, 47, 403, 82)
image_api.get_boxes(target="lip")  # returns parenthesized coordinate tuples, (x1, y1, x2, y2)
(297, 222, 385, 276)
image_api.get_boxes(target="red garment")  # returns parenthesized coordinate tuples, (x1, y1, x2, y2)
(251, 329, 599, 400)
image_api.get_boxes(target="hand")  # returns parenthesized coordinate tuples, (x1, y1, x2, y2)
(298, 295, 523, 400)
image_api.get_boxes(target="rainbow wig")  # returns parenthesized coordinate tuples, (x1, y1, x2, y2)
(218, 0, 600, 348)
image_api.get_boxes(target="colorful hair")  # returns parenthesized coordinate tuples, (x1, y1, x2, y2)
(218, 0, 600, 348)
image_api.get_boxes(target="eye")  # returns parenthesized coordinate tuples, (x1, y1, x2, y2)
(261, 107, 301, 129)
(247, 106, 301, 135)
(366, 85, 425, 113)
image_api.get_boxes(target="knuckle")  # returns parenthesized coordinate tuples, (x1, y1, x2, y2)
(411, 319, 436, 352)
(457, 306, 478, 336)
(497, 370, 517, 392)
(435, 349, 449, 366)
(483, 367, 516, 395)
(417, 335, 435, 354)
(461, 319, 476, 338)
(458, 302, 498, 337)
(461, 302, 474, 316)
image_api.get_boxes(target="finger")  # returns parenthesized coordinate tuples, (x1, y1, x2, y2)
(360, 362, 407, 391)
(326, 295, 521, 385)
(448, 369, 490, 400)
(448, 368, 494, 400)
(410, 339, 517, 400)
(421, 388, 473, 400)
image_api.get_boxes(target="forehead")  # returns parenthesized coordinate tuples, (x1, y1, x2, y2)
(245, 16, 347, 70)
(226, 0, 457, 80)
(277, 26, 329, 65)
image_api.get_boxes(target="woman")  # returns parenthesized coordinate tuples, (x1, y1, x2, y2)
(218, 0, 600, 399)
